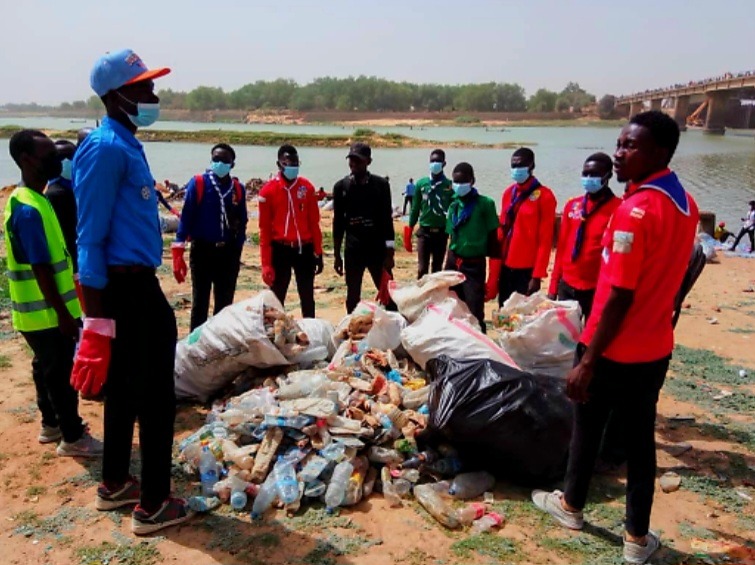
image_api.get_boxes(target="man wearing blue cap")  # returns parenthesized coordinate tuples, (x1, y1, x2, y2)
(71, 48, 194, 535)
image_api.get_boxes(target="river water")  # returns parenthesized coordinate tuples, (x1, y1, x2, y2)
(1, 116, 754, 225)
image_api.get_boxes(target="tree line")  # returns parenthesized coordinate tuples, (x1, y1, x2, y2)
(4, 77, 615, 115)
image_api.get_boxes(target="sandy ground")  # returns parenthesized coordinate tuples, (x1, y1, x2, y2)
(0, 200, 754, 565)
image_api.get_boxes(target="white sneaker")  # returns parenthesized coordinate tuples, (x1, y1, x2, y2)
(56, 432, 104, 458)
(531, 489, 585, 530)
(623, 531, 661, 564)
(38, 424, 62, 444)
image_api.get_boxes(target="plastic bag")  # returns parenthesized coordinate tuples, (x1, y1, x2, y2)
(422, 355, 573, 484)
(388, 270, 466, 323)
(332, 301, 407, 351)
(400, 304, 518, 370)
(696, 232, 718, 263)
(293, 318, 336, 365)
(174, 291, 293, 402)
(494, 293, 582, 378)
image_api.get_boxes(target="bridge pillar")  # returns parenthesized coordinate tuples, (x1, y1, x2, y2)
(629, 101, 643, 116)
(673, 95, 689, 131)
(704, 91, 728, 135)
(615, 103, 630, 117)
(650, 98, 662, 111)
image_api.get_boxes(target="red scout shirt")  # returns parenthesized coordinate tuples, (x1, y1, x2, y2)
(498, 178, 557, 279)
(258, 174, 323, 269)
(581, 169, 699, 363)
(548, 192, 621, 295)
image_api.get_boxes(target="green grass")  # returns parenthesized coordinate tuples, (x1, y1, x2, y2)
(76, 540, 161, 565)
(671, 345, 752, 387)
(0, 354, 11, 369)
(677, 521, 716, 540)
(451, 535, 519, 561)
(680, 473, 752, 514)
(25, 485, 46, 497)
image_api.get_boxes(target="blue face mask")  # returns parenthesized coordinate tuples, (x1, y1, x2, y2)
(60, 158, 72, 180)
(282, 165, 299, 180)
(581, 176, 605, 194)
(210, 160, 232, 178)
(452, 182, 472, 197)
(429, 161, 443, 175)
(510, 167, 530, 184)
(117, 91, 160, 128)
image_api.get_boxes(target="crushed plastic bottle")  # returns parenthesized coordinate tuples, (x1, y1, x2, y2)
(470, 512, 504, 534)
(320, 441, 346, 462)
(413, 484, 460, 529)
(367, 446, 404, 466)
(273, 458, 300, 505)
(448, 471, 496, 500)
(393, 478, 412, 497)
(380, 467, 402, 507)
(277, 373, 328, 400)
(264, 414, 313, 429)
(188, 495, 221, 513)
(251, 473, 278, 520)
(300, 454, 330, 483)
(304, 480, 327, 498)
(457, 502, 486, 526)
(230, 490, 248, 510)
(199, 446, 219, 497)
(325, 460, 354, 513)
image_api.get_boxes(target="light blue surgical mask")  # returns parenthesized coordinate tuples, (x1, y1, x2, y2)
(117, 91, 160, 128)
(429, 161, 443, 175)
(581, 176, 604, 194)
(282, 165, 299, 180)
(510, 167, 530, 184)
(210, 160, 232, 178)
(452, 182, 472, 197)
(60, 158, 72, 181)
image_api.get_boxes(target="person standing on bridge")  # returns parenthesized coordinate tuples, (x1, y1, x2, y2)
(491, 148, 557, 305)
(728, 200, 755, 253)
(548, 152, 620, 321)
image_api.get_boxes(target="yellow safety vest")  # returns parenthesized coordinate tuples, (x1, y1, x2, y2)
(3, 186, 81, 332)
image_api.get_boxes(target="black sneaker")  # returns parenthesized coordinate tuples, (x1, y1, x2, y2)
(96, 478, 141, 511)
(131, 497, 195, 535)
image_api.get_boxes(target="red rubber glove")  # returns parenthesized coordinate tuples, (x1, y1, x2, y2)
(71, 319, 115, 397)
(376, 270, 393, 306)
(403, 225, 413, 253)
(262, 266, 275, 286)
(73, 274, 85, 314)
(171, 243, 187, 283)
(485, 258, 501, 302)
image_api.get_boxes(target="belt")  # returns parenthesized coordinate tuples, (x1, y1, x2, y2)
(273, 240, 312, 248)
(108, 265, 156, 275)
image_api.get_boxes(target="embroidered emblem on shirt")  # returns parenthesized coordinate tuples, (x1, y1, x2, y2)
(141, 186, 151, 200)
(613, 230, 634, 254)
(568, 202, 582, 220)
(297, 186, 307, 199)
(630, 207, 645, 219)
(529, 189, 541, 201)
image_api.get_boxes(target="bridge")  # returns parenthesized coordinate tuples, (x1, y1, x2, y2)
(615, 73, 755, 134)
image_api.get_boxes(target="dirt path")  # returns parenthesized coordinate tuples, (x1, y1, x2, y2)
(0, 203, 753, 565)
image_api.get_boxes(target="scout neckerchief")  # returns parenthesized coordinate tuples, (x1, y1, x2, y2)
(207, 170, 236, 239)
(500, 177, 541, 260)
(571, 188, 615, 260)
(450, 187, 479, 231)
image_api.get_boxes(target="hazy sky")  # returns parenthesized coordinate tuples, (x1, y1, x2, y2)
(2, 0, 754, 105)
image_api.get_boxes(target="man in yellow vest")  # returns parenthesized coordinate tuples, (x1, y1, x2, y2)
(4, 129, 102, 457)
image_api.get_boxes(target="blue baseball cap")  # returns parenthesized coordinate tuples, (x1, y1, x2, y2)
(90, 49, 170, 97)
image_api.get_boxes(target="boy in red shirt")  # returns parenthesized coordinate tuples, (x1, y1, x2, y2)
(532, 111, 699, 565)
(548, 152, 620, 321)
(496, 147, 557, 305)
(258, 145, 323, 317)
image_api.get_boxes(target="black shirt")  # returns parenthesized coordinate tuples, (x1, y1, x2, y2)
(332, 173, 395, 251)
(45, 179, 78, 272)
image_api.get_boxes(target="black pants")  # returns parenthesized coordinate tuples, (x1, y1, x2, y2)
(102, 271, 177, 512)
(189, 241, 242, 330)
(344, 245, 394, 314)
(730, 227, 754, 252)
(557, 279, 596, 322)
(21, 327, 84, 443)
(498, 264, 533, 307)
(563, 344, 669, 537)
(270, 242, 316, 318)
(416, 227, 448, 279)
(402, 196, 413, 215)
(445, 250, 487, 333)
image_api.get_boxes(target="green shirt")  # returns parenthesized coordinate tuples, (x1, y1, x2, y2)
(408, 176, 454, 229)
(446, 192, 499, 258)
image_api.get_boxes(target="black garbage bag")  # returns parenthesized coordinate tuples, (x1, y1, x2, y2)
(422, 355, 573, 485)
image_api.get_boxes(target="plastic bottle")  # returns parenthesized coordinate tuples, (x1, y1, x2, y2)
(230, 490, 248, 510)
(400, 450, 438, 469)
(380, 467, 401, 508)
(399, 469, 420, 483)
(386, 369, 402, 384)
(251, 474, 277, 519)
(448, 471, 496, 500)
(324, 460, 354, 513)
(413, 484, 460, 529)
(457, 502, 486, 526)
(393, 478, 412, 497)
(304, 480, 327, 498)
(300, 455, 330, 483)
(264, 414, 313, 429)
(425, 457, 463, 477)
(277, 373, 327, 400)
(470, 512, 504, 534)
(198, 446, 219, 497)
(274, 458, 300, 505)
(320, 441, 346, 462)
(367, 446, 404, 466)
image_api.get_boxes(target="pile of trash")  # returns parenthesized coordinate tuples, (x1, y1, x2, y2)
(174, 275, 577, 531)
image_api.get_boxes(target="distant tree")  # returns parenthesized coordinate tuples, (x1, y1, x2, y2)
(72, 100, 86, 110)
(186, 86, 227, 111)
(527, 88, 558, 112)
(598, 94, 617, 119)
(86, 95, 102, 111)
(556, 82, 596, 113)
